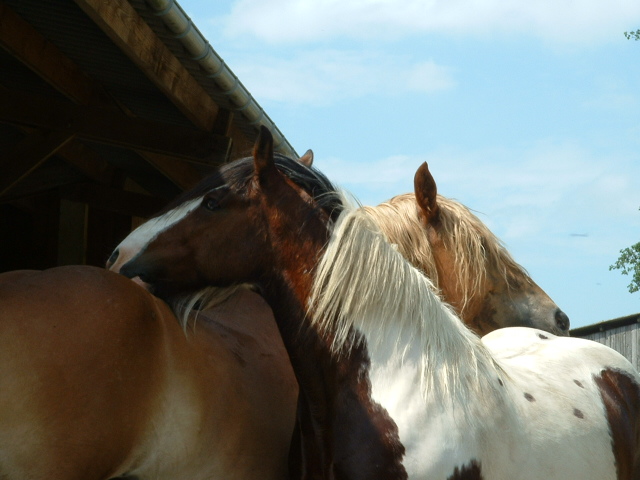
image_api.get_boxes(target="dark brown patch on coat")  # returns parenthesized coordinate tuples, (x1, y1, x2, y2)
(524, 393, 535, 402)
(594, 368, 640, 480)
(447, 459, 483, 480)
(573, 408, 584, 419)
(538, 333, 549, 340)
(574, 380, 584, 388)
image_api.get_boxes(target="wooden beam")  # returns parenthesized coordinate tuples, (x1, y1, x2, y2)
(135, 151, 207, 191)
(0, 89, 230, 163)
(74, 0, 220, 132)
(0, 2, 215, 190)
(61, 183, 167, 218)
(57, 199, 88, 266)
(0, 129, 76, 196)
(0, 2, 107, 106)
(56, 141, 115, 186)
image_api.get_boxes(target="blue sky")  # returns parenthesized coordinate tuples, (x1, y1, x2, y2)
(179, 0, 640, 328)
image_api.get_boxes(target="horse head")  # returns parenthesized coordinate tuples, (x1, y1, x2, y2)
(412, 162, 570, 336)
(116, 129, 337, 303)
(114, 128, 405, 480)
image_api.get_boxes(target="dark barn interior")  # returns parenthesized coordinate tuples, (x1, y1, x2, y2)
(0, 0, 295, 272)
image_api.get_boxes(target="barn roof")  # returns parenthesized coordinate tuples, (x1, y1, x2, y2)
(571, 312, 640, 337)
(0, 0, 295, 270)
(0, 0, 294, 207)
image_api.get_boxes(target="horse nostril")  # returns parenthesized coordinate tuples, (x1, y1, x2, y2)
(555, 309, 570, 331)
(106, 248, 119, 269)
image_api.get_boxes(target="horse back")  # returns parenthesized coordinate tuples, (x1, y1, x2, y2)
(0, 267, 297, 479)
(152, 288, 298, 479)
(0, 266, 170, 478)
(483, 327, 640, 480)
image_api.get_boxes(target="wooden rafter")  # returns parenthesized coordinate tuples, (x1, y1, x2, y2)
(0, 129, 76, 196)
(56, 142, 116, 187)
(73, 0, 222, 132)
(0, 1, 214, 191)
(0, 89, 229, 163)
(61, 183, 167, 218)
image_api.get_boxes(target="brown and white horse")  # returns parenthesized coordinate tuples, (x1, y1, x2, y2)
(310, 164, 640, 479)
(117, 128, 407, 480)
(118, 130, 640, 480)
(0, 266, 297, 479)
(364, 166, 570, 336)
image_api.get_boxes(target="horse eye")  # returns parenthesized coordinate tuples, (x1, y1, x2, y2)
(203, 197, 220, 211)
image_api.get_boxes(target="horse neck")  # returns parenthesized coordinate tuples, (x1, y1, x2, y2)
(257, 197, 407, 479)
(311, 209, 503, 409)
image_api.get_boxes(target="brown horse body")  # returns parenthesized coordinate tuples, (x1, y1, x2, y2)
(0, 266, 296, 479)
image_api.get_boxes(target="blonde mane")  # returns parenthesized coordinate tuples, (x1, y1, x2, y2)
(309, 208, 503, 406)
(173, 284, 253, 330)
(363, 193, 531, 316)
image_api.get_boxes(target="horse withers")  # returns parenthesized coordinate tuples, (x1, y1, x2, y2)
(0, 266, 296, 480)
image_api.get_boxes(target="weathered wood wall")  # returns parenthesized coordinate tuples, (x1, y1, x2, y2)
(572, 314, 640, 372)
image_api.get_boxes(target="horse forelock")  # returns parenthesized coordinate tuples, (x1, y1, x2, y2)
(309, 208, 504, 414)
(366, 193, 531, 317)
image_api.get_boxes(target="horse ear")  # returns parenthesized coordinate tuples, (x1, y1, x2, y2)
(298, 149, 314, 167)
(414, 162, 440, 223)
(253, 126, 275, 177)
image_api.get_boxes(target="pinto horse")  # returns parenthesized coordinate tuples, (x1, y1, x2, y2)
(309, 163, 640, 479)
(364, 170, 570, 336)
(0, 266, 297, 479)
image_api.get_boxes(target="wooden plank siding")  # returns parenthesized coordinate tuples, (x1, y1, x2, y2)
(572, 313, 640, 372)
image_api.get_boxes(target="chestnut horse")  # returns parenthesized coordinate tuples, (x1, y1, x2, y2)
(0, 266, 296, 479)
(118, 128, 406, 480)
(309, 163, 640, 479)
(364, 168, 570, 336)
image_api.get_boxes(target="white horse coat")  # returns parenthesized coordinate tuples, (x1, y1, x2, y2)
(311, 209, 640, 480)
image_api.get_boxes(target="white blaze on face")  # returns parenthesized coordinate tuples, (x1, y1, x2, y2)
(108, 197, 203, 274)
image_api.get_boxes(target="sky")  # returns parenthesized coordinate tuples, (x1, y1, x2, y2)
(178, 0, 640, 329)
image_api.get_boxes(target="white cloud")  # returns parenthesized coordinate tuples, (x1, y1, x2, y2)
(220, 0, 640, 44)
(231, 50, 454, 105)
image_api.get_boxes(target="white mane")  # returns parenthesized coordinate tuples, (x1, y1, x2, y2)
(173, 284, 253, 330)
(309, 208, 504, 405)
